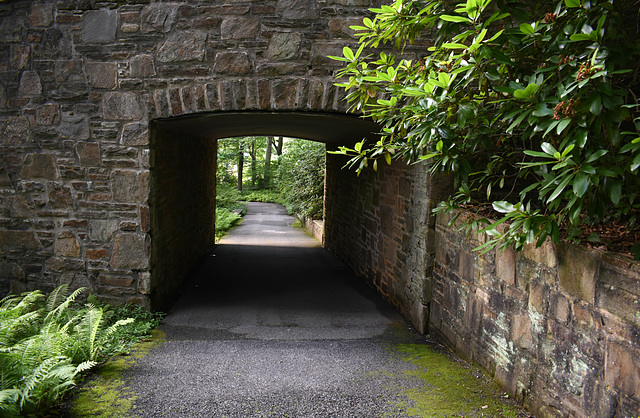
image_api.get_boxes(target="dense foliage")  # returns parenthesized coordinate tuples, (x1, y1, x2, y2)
(332, 0, 640, 255)
(0, 286, 162, 416)
(277, 140, 326, 220)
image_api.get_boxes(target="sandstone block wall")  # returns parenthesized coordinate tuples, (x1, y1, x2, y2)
(324, 153, 443, 333)
(431, 211, 640, 417)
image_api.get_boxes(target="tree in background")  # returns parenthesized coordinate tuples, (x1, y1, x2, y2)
(277, 139, 326, 220)
(332, 0, 640, 256)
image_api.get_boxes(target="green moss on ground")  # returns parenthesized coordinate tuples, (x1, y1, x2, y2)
(69, 329, 166, 417)
(393, 344, 526, 418)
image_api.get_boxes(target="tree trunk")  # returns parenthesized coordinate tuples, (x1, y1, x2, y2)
(250, 139, 256, 187)
(276, 136, 283, 156)
(237, 144, 244, 192)
(265, 136, 273, 187)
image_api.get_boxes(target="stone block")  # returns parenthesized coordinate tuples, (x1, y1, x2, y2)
(512, 313, 534, 350)
(111, 170, 149, 203)
(138, 271, 151, 294)
(214, 51, 252, 76)
(103, 92, 143, 120)
(54, 231, 80, 258)
(86, 248, 109, 260)
(605, 342, 640, 400)
(269, 32, 302, 60)
(82, 10, 117, 43)
(157, 31, 207, 62)
(141, 4, 178, 33)
(90, 220, 119, 242)
(522, 239, 558, 269)
(21, 153, 58, 180)
(59, 112, 90, 140)
(0, 230, 39, 250)
(30, 4, 54, 27)
(496, 246, 516, 286)
(100, 274, 134, 287)
(11, 45, 31, 69)
(75, 142, 101, 166)
(121, 123, 149, 146)
(558, 243, 599, 303)
(6, 196, 34, 218)
(277, 0, 319, 19)
(84, 62, 117, 89)
(47, 182, 73, 209)
(36, 104, 60, 125)
(221, 18, 259, 40)
(458, 250, 475, 283)
(130, 54, 156, 77)
(18, 71, 42, 96)
(111, 233, 149, 270)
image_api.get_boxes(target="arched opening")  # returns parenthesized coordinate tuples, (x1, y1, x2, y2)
(148, 111, 380, 310)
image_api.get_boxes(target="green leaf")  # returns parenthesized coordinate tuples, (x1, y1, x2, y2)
(607, 179, 622, 204)
(556, 118, 571, 135)
(565, 0, 580, 7)
(343, 47, 354, 61)
(440, 14, 472, 23)
(492, 201, 515, 213)
(519, 23, 535, 35)
(573, 172, 589, 197)
(585, 149, 608, 163)
(541, 142, 558, 155)
(442, 42, 468, 49)
(547, 173, 573, 203)
(532, 103, 554, 117)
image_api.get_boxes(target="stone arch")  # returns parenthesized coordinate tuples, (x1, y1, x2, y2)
(149, 110, 380, 310)
(0, 0, 385, 306)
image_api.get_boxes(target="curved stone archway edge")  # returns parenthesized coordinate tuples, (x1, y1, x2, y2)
(151, 111, 381, 144)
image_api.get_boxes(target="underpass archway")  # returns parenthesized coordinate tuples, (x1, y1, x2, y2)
(149, 111, 380, 309)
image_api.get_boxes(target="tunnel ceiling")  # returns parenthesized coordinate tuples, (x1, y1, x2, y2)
(150, 111, 382, 145)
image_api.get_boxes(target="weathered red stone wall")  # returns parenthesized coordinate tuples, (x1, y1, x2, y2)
(324, 153, 447, 333)
(431, 211, 640, 417)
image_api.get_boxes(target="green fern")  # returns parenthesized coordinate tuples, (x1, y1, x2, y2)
(0, 285, 157, 415)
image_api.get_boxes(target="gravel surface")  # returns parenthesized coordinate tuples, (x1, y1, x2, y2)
(116, 203, 506, 417)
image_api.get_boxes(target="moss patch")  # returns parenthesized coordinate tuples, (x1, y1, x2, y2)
(69, 329, 166, 417)
(393, 344, 526, 417)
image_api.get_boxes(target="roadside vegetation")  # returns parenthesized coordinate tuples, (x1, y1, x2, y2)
(331, 0, 640, 257)
(215, 136, 326, 239)
(0, 285, 163, 416)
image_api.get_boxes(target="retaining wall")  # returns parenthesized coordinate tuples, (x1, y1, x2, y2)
(431, 211, 640, 417)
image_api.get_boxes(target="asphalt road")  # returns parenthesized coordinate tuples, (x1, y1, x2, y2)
(120, 203, 449, 417)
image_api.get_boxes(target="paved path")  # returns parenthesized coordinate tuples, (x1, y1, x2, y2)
(119, 202, 523, 417)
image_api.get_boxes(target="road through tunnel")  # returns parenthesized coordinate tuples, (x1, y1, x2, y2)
(148, 111, 381, 311)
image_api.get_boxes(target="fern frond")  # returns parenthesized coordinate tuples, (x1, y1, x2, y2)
(0, 388, 20, 416)
(44, 284, 69, 314)
(75, 360, 97, 374)
(103, 318, 135, 338)
(43, 286, 86, 325)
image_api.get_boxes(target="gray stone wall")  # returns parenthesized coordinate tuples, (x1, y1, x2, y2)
(0, 0, 380, 307)
(431, 211, 640, 417)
